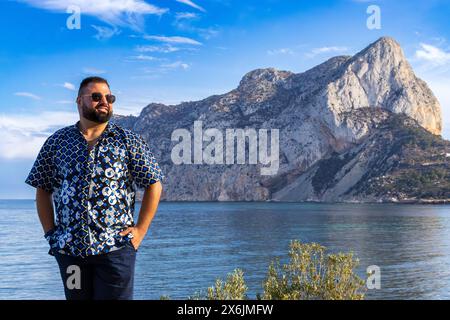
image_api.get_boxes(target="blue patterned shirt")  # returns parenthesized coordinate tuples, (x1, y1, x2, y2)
(25, 121, 164, 257)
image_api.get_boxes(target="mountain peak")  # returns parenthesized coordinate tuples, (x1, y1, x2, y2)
(235, 68, 293, 106)
(325, 36, 442, 135)
(373, 36, 401, 47)
(238, 68, 292, 91)
(353, 36, 405, 63)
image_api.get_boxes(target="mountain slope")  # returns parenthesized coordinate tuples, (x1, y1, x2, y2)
(113, 36, 446, 202)
(272, 108, 450, 202)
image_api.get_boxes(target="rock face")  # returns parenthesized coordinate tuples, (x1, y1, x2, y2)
(326, 37, 441, 135)
(272, 109, 450, 202)
(113, 37, 446, 202)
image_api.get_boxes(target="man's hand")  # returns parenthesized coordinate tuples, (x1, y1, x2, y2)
(119, 226, 146, 251)
(119, 182, 162, 251)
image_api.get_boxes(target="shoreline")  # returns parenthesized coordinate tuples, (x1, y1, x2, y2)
(4, 198, 450, 205)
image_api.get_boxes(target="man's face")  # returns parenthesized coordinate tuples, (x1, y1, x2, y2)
(77, 82, 114, 124)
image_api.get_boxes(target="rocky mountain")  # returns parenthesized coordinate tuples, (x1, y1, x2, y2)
(272, 108, 450, 202)
(113, 36, 449, 203)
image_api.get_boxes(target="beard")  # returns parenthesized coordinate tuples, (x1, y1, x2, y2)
(81, 101, 113, 123)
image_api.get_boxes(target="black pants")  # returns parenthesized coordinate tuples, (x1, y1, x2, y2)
(54, 242, 137, 300)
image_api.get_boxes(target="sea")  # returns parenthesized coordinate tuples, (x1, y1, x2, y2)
(1, 200, 449, 300)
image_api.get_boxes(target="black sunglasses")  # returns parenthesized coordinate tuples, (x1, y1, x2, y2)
(81, 92, 116, 104)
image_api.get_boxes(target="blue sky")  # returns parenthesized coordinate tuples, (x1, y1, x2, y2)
(0, 0, 449, 198)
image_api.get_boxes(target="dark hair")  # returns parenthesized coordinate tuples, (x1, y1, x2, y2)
(78, 76, 110, 96)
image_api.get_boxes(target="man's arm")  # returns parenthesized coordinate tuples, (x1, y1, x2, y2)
(136, 181, 163, 233)
(36, 187, 55, 234)
(120, 181, 163, 249)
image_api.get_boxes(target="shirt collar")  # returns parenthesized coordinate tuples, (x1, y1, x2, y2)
(73, 120, 117, 138)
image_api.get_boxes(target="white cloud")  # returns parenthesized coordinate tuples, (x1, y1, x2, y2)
(62, 82, 76, 91)
(161, 61, 190, 70)
(172, 15, 219, 40)
(313, 46, 348, 54)
(175, 12, 199, 20)
(91, 25, 121, 40)
(82, 67, 106, 74)
(139, 60, 191, 75)
(415, 43, 450, 66)
(144, 35, 202, 45)
(126, 54, 159, 61)
(16, 0, 168, 30)
(135, 45, 180, 53)
(0, 111, 78, 159)
(176, 0, 205, 13)
(195, 26, 219, 40)
(306, 46, 349, 58)
(171, 26, 218, 41)
(14, 92, 41, 100)
(267, 48, 295, 56)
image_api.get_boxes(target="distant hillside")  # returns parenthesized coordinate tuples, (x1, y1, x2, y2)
(113, 37, 448, 203)
(272, 108, 450, 203)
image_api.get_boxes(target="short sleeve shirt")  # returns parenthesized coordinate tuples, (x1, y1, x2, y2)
(25, 121, 164, 257)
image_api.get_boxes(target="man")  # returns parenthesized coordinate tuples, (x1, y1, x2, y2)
(25, 76, 164, 300)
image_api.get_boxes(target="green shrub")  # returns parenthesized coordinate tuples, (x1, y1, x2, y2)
(193, 240, 366, 300)
(190, 269, 249, 300)
(261, 240, 366, 300)
(206, 269, 249, 300)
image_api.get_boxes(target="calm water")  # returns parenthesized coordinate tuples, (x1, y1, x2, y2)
(0, 200, 450, 300)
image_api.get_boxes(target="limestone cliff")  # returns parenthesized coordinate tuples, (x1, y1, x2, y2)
(113, 37, 446, 202)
